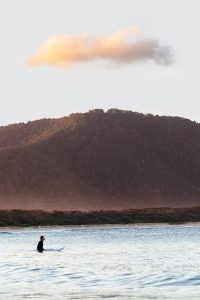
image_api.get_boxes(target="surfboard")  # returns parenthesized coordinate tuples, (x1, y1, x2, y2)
(45, 246, 65, 252)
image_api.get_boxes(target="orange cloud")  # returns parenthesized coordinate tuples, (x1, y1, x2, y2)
(29, 26, 173, 68)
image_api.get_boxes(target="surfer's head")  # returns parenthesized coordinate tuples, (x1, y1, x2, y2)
(40, 235, 45, 241)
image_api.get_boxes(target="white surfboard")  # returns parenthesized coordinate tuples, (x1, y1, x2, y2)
(45, 246, 65, 252)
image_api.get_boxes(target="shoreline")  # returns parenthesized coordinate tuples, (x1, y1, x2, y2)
(2, 223, 200, 231)
(1, 207, 200, 227)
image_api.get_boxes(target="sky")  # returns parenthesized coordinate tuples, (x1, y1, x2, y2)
(0, 0, 200, 125)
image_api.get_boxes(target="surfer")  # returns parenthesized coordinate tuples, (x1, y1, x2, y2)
(37, 235, 45, 253)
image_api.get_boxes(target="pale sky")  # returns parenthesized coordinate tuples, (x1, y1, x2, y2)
(0, 0, 199, 125)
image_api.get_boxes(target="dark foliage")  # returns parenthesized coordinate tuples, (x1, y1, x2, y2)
(1, 207, 200, 226)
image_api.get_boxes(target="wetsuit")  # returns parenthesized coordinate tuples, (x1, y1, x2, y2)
(37, 240, 44, 253)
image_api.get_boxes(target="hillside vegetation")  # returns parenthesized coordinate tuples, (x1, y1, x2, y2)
(0, 109, 200, 210)
(1, 208, 200, 226)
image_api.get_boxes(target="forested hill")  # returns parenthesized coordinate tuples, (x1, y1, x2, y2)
(0, 109, 200, 210)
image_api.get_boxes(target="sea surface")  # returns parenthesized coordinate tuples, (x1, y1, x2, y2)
(1, 224, 200, 299)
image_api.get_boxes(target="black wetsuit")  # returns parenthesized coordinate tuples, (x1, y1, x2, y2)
(37, 240, 44, 253)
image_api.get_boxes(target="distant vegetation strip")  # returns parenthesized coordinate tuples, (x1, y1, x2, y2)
(1, 208, 200, 226)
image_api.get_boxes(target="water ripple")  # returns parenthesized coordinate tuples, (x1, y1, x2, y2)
(1, 224, 200, 299)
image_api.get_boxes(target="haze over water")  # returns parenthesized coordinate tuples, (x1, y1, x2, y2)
(1, 224, 200, 299)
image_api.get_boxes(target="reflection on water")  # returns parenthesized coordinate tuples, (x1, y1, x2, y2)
(1, 224, 200, 299)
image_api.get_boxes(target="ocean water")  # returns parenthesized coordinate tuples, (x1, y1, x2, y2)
(1, 224, 200, 300)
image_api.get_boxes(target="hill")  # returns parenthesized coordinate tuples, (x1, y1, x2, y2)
(0, 109, 200, 210)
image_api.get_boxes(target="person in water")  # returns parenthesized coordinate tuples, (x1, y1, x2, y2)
(37, 235, 45, 253)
